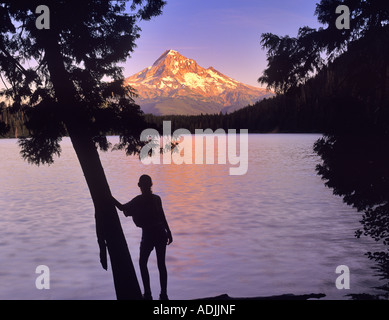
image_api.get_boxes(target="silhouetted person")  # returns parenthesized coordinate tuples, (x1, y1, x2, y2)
(113, 175, 173, 300)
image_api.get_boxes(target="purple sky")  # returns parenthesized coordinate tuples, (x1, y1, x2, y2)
(124, 0, 324, 88)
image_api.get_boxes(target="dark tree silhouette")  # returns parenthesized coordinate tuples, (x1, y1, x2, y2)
(259, 0, 389, 297)
(259, 28, 323, 95)
(0, 0, 166, 300)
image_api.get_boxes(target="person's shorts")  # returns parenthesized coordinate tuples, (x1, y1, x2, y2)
(140, 227, 167, 253)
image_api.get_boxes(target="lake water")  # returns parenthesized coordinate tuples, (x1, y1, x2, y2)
(0, 134, 385, 300)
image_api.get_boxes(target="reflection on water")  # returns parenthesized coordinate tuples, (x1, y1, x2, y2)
(0, 135, 386, 299)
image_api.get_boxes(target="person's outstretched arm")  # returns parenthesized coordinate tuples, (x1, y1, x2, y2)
(113, 196, 134, 217)
(112, 196, 125, 211)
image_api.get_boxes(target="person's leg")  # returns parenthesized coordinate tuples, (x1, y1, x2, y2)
(139, 241, 154, 299)
(155, 243, 168, 299)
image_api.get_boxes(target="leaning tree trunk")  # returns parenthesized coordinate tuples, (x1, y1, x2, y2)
(40, 31, 142, 300)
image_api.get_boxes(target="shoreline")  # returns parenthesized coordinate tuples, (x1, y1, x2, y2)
(197, 293, 326, 300)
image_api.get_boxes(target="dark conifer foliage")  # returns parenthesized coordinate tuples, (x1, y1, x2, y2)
(0, 0, 166, 300)
(259, 0, 389, 297)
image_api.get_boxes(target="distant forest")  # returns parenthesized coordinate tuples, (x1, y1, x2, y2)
(0, 108, 29, 138)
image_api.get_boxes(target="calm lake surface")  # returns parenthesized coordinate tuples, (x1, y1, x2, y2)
(0, 134, 385, 300)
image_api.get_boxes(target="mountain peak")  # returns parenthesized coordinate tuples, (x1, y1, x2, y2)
(166, 49, 179, 55)
(153, 49, 185, 65)
(126, 51, 274, 115)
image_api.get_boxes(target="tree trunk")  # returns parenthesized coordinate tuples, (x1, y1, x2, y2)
(40, 31, 142, 300)
(67, 129, 142, 300)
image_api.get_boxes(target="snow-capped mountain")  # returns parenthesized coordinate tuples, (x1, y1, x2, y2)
(125, 50, 274, 115)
